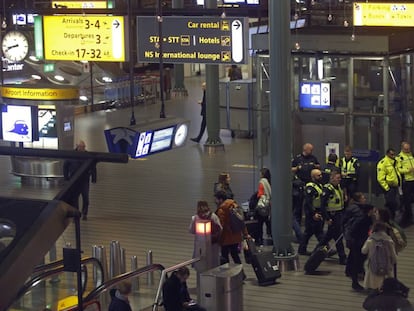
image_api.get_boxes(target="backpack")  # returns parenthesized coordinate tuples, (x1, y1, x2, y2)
(248, 191, 259, 211)
(229, 203, 245, 233)
(369, 238, 392, 276)
(388, 222, 407, 253)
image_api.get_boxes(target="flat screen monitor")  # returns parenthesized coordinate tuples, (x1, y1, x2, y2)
(0, 104, 39, 142)
(149, 126, 175, 153)
(299, 81, 331, 110)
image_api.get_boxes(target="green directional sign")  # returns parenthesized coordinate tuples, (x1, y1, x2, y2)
(137, 16, 248, 64)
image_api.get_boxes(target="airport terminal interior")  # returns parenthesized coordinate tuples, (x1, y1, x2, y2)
(2, 0, 414, 310)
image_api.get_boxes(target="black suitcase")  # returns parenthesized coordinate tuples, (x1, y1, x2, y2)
(243, 239, 257, 264)
(251, 251, 282, 286)
(304, 234, 344, 274)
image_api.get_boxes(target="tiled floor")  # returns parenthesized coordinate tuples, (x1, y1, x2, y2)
(1, 76, 413, 310)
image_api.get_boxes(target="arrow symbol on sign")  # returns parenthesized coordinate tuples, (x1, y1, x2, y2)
(233, 20, 241, 30)
(113, 20, 120, 28)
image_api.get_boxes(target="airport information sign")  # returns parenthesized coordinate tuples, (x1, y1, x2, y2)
(354, 2, 414, 26)
(40, 15, 126, 61)
(51, 1, 108, 8)
(137, 16, 248, 64)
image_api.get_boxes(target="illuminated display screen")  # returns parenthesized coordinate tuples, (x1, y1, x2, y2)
(150, 126, 175, 153)
(299, 82, 331, 110)
(133, 125, 176, 158)
(0, 105, 39, 142)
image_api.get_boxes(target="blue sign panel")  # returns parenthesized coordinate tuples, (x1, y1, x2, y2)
(352, 149, 380, 162)
(299, 81, 331, 110)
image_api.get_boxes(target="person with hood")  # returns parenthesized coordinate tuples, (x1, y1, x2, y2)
(109, 281, 132, 311)
(342, 192, 374, 291)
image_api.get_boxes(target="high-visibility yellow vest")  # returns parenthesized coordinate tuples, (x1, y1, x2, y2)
(340, 157, 358, 177)
(397, 151, 414, 182)
(325, 183, 344, 212)
(306, 182, 323, 208)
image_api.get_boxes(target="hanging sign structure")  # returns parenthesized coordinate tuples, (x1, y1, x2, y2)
(137, 16, 248, 64)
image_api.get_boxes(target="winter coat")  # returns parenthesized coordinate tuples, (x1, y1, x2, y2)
(361, 231, 397, 290)
(216, 199, 248, 246)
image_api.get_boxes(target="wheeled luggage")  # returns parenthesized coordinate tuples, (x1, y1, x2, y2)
(304, 234, 344, 274)
(251, 251, 282, 286)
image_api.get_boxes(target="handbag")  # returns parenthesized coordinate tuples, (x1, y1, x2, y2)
(256, 194, 270, 217)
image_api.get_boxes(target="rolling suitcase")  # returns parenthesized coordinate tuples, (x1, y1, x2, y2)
(304, 233, 344, 274)
(251, 251, 282, 286)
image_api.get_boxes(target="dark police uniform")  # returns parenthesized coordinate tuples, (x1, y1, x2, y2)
(315, 183, 347, 264)
(291, 153, 320, 225)
(298, 181, 324, 255)
(321, 161, 340, 185)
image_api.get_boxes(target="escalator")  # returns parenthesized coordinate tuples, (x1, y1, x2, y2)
(7, 257, 164, 311)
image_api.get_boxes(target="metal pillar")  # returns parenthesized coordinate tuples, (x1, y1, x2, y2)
(171, 0, 188, 96)
(383, 57, 390, 152)
(128, 0, 136, 125)
(269, 1, 295, 257)
(347, 58, 354, 146)
(204, 0, 224, 153)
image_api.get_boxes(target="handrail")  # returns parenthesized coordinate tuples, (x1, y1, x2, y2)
(83, 263, 165, 303)
(14, 257, 103, 304)
(152, 257, 201, 311)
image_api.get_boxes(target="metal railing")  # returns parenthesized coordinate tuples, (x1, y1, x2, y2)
(152, 257, 200, 311)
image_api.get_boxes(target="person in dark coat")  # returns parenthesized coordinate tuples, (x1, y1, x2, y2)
(363, 277, 413, 311)
(190, 82, 206, 143)
(162, 267, 206, 311)
(342, 192, 374, 291)
(108, 281, 132, 311)
(63, 140, 97, 220)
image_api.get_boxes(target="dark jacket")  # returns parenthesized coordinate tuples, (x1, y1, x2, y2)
(108, 289, 132, 311)
(200, 91, 206, 117)
(363, 291, 413, 311)
(63, 150, 97, 183)
(343, 203, 373, 243)
(162, 272, 187, 311)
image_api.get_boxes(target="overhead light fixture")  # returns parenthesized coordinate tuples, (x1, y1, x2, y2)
(102, 76, 112, 83)
(54, 75, 65, 81)
(31, 74, 41, 80)
(79, 95, 88, 101)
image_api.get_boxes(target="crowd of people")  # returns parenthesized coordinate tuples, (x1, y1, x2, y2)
(290, 141, 411, 302)
(108, 141, 413, 310)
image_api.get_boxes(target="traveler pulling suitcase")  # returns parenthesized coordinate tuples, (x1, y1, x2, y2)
(304, 233, 344, 274)
(250, 248, 282, 286)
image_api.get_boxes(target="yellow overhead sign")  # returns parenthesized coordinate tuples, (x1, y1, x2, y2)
(52, 1, 107, 8)
(354, 2, 414, 26)
(1, 87, 79, 100)
(42, 15, 125, 61)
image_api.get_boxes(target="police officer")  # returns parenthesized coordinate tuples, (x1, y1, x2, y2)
(377, 148, 402, 220)
(291, 143, 320, 227)
(397, 142, 414, 226)
(298, 169, 325, 256)
(339, 145, 360, 199)
(321, 153, 340, 185)
(315, 170, 347, 265)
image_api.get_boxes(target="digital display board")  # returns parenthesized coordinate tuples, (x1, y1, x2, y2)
(299, 82, 331, 110)
(137, 16, 248, 64)
(38, 107, 57, 138)
(353, 2, 414, 27)
(0, 105, 39, 142)
(40, 15, 126, 61)
(133, 125, 176, 158)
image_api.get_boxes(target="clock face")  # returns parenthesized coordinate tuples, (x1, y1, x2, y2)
(2, 31, 29, 62)
(174, 124, 188, 147)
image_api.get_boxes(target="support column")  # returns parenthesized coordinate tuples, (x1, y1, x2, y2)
(269, 1, 295, 260)
(347, 58, 354, 146)
(204, 0, 224, 153)
(383, 57, 389, 152)
(172, 0, 188, 97)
